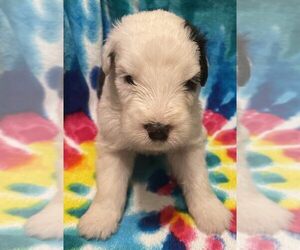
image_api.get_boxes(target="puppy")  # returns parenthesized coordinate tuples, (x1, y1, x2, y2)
(237, 125, 293, 234)
(78, 10, 231, 239)
(237, 36, 293, 234)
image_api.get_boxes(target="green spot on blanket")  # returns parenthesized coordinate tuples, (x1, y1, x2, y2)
(213, 188, 228, 203)
(5, 201, 48, 218)
(258, 188, 285, 203)
(209, 172, 229, 184)
(247, 152, 273, 168)
(206, 152, 221, 168)
(8, 183, 47, 195)
(253, 172, 286, 184)
(68, 183, 90, 195)
(67, 201, 91, 218)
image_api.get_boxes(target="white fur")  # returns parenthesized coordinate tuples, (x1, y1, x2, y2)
(237, 125, 293, 234)
(78, 10, 231, 239)
(25, 136, 63, 239)
(24, 191, 63, 239)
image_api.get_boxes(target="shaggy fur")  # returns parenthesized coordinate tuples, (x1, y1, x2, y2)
(237, 125, 293, 234)
(237, 36, 292, 234)
(78, 10, 231, 239)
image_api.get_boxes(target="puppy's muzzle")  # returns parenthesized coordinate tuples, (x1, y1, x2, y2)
(143, 122, 171, 142)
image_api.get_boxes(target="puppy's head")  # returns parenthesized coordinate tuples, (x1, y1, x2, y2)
(102, 10, 208, 152)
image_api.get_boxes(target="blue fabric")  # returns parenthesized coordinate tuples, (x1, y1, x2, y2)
(64, 1, 236, 250)
(64, 0, 236, 120)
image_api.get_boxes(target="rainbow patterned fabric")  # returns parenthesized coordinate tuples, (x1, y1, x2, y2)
(1, 0, 298, 249)
(64, 0, 236, 249)
(238, 1, 300, 249)
(0, 0, 63, 249)
(0, 114, 62, 249)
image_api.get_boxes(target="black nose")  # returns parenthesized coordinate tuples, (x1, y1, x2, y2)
(143, 122, 171, 142)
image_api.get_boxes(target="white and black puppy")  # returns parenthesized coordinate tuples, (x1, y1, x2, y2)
(78, 10, 231, 239)
(237, 36, 292, 234)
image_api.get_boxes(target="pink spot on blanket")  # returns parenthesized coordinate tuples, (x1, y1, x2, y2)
(0, 112, 58, 143)
(157, 178, 177, 195)
(205, 235, 224, 250)
(227, 147, 236, 161)
(0, 140, 32, 169)
(64, 112, 97, 143)
(241, 110, 284, 135)
(160, 206, 176, 226)
(215, 129, 236, 145)
(64, 141, 83, 169)
(229, 209, 236, 233)
(203, 110, 227, 136)
(159, 206, 196, 247)
(288, 209, 300, 233)
(170, 217, 196, 244)
(247, 236, 277, 250)
(283, 148, 300, 161)
(264, 129, 300, 145)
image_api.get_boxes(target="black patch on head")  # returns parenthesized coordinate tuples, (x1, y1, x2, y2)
(97, 51, 116, 99)
(184, 21, 208, 87)
(97, 67, 106, 99)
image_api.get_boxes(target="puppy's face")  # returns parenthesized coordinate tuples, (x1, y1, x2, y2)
(102, 11, 207, 152)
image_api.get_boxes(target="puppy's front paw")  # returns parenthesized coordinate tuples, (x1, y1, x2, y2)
(238, 195, 293, 234)
(24, 202, 63, 239)
(191, 197, 231, 234)
(78, 205, 121, 240)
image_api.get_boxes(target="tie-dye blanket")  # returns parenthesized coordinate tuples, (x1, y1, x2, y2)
(238, 0, 300, 249)
(64, 0, 236, 249)
(1, 1, 298, 250)
(0, 0, 63, 249)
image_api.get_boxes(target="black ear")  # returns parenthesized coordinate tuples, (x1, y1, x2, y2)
(97, 67, 106, 99)
(184, 21, 208, 87)
(237, 35, 251, 87)
(102, 36, 116, 74)
(97, 51, 116, 99)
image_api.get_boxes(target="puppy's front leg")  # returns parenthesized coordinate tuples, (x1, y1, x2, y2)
(78, 149, 135, 239)
(168, 144, 231, 234)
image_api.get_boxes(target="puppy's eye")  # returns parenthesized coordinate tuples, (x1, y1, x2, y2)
(184, 80, 198, 91)
(124, 75, 135, 85)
